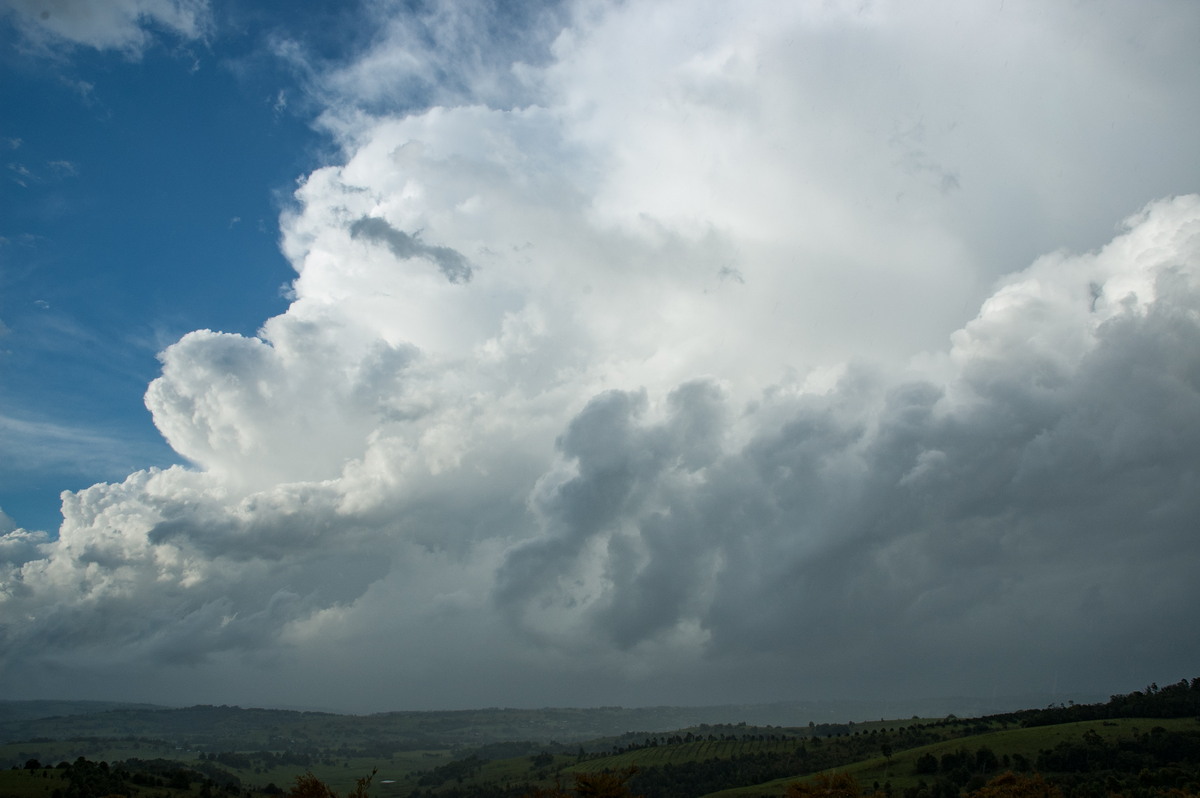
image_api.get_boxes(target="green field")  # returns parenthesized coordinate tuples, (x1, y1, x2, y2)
(2, 681, 1198, 798)
(567, 738, 804, 773)
(703, 717, 1200, 798)
(0, 768, 64, 798)
(8, 716, 1197, 798)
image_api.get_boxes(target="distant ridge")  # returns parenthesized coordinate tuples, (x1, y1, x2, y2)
(0, 699, 169, 724)
(0, 693, 1101, 748)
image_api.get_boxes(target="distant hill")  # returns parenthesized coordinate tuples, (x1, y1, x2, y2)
(0, 700, 167, 725)
(0, 694, 1100, 749)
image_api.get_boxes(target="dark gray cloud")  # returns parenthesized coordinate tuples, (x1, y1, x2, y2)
(490, 202, 1200, 695)
(350, 216, 473, 283)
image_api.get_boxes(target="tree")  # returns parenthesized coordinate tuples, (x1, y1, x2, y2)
(964, 772, 1062, 798)
(289, 774, 334, 798)
(974, 748, 999, 775)
(574, 770, 640, 798)
(786, 772, 861, 798)
(288, 769, 375, 798)
(523, 768, 640, 798)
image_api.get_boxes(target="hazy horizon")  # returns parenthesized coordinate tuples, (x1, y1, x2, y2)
(0, 687, 1116, 723)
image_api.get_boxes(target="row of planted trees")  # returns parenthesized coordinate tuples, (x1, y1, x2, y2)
(291, 768, 1196, 798)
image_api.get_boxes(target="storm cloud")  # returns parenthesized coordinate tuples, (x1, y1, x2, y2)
(1, 0, 1199, 711)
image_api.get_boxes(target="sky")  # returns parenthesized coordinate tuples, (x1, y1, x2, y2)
(1, 0, 1199, 714)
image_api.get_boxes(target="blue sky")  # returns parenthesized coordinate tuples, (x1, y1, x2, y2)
(1, 2, 328, 530)
(2, 0, 1200, 712)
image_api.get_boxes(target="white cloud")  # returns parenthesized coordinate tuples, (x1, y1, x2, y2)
(2, 0, 1200, 709)
(1, 0, 210, 53)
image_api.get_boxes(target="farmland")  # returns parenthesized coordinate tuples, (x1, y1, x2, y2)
(2, 680, 1198, 798)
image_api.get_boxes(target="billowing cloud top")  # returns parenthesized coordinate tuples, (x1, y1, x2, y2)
(2, 0, 1199, 710)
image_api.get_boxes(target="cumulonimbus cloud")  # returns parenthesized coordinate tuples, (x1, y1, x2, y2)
(1, 0, 1199, 710)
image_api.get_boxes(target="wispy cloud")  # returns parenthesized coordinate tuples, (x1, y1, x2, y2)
(1, 0, 212, 55)
(0, 411, 170, 493)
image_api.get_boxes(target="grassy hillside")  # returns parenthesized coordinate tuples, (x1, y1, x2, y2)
(0, 768, 62, 798)
(707, 717, 1200, 798)
(1, 679, 1195, 798)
